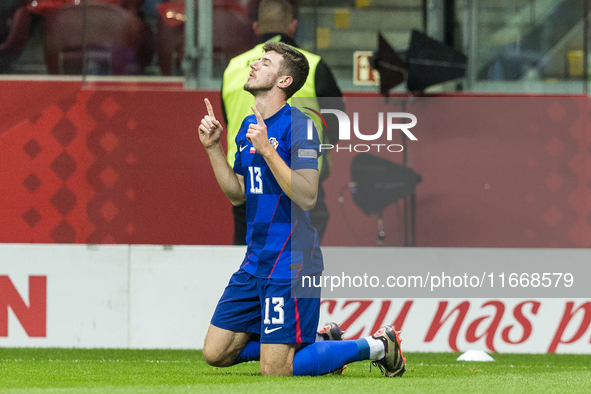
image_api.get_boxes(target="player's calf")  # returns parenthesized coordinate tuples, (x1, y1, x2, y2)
(260, 343, 300, 376)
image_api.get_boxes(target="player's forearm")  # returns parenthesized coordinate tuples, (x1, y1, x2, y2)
(206, 144, 246, 205)
(290, 170, 318, 211)
(262, 151, 317, 211)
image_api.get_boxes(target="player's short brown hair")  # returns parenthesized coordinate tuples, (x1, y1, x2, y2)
(263, 41, 309, 100)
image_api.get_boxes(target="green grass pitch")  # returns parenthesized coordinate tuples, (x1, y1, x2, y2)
(0, 348, 590, 393)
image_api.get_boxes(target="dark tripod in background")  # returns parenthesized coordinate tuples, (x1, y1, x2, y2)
(349, 30, 466, 246)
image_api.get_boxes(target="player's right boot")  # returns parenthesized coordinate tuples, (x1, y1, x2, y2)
(317, 322, 347, 375)
(370, 325, 406, 377)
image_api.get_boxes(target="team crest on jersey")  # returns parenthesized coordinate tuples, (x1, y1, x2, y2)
(269, 137, 279, 150)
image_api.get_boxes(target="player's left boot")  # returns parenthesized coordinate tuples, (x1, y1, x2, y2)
(317, 322, 347, 375)
(318, 322, 345, 341)
(370, 325, 406, 377)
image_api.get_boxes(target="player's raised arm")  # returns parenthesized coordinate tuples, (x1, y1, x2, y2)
(199, 98, 246, 206)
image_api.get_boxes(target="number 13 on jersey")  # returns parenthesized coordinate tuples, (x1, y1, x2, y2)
(248, 166, 263, 194)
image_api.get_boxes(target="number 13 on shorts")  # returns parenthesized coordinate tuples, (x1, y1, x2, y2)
(263, 297, 284, 325)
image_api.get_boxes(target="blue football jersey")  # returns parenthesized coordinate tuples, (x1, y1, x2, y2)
(233, 104, 323, 279)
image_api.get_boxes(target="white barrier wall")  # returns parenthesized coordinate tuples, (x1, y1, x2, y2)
(1, 244, 590, 353)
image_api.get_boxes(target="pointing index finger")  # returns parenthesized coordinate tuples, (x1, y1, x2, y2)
(205, 98, 216, 119)
(251, 105, 264, 124)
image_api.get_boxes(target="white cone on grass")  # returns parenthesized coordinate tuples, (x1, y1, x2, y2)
(456, 350, 494, 362)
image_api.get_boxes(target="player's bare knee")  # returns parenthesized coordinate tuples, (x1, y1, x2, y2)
(201, 345, 217, 366)
(202, 343, 233, 367)
(203, 351, 232, 367)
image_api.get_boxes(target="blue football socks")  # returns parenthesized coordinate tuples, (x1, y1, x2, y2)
(233, 338, 373, 376)
(233, 340, 261, 364)
(292, 339, 370, 376)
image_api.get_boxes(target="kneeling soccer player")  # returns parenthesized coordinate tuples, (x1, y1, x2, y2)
(197, 41, 405, 377)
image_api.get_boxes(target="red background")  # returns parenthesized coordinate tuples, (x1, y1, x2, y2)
(1, 80, 590, 247)
(322, 95, 591, 248)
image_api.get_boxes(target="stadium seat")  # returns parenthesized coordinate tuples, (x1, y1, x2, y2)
(0, 4, 31, 72)
(43, 1, 154, 75)
(156, 0, 257, 75)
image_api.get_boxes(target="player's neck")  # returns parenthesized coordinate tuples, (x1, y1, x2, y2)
(254, 89, 287, 119)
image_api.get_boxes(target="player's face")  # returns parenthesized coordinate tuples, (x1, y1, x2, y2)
(244, 51, 283, 95)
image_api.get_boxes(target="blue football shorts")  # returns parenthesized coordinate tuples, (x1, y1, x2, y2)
(210, 268, 321, 344)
